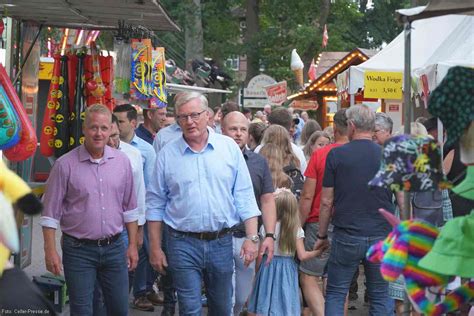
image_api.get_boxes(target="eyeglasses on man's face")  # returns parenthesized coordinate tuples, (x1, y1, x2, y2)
(176, 110, 206, 123)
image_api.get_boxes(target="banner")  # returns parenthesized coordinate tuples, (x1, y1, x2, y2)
(290, 100, 319, 110)
(364, 71, 402, 100)
(264, 81, 287, 105)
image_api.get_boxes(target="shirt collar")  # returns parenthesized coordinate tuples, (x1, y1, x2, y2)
(242, 147, 250, 160)
(131, 133, 141, 146)
(78, 144, 116, 163)
(171, 123, 181, 132)
(138, 124, 154, 138)
(177, 127, 215, 154)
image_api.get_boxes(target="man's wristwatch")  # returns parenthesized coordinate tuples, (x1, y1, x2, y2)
(317, 234, 328, 240)
(246, 235, 260, 243)
(265, 233, 276, 241)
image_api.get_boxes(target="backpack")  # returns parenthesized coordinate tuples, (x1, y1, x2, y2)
(283, 164, 304, 199)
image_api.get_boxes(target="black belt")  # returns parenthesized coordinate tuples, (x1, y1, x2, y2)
(171, 227, 233, 241)
(63, 233, 121, 247)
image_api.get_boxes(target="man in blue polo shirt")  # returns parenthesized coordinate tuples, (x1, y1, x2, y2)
(136, 107, 167, 145)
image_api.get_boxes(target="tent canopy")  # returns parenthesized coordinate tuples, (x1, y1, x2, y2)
(397, 0, 474, 22)
(340, 14, 473, 94)
(0, 0, 180, 31)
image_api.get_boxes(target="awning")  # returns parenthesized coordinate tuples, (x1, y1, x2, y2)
(167, 83, 232, 94)
(397, 0, 474, 22)
(0, 0, 180, 31)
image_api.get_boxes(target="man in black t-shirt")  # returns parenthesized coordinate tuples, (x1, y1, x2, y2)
(315, 105, 399, 316)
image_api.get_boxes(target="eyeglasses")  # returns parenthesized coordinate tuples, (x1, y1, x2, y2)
(176, 110, 206, 123)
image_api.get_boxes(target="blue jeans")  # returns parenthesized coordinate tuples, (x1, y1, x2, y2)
(62, 234, 129, 316)
(166, 226, 234, 316)
(133, 223, 159, 297)
(325, 230, 393, 316)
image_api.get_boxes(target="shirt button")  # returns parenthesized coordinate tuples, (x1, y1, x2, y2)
(102, 221, 105, 224)
(99, 178, 103, 182)
(102, 207, 105, 210)
(101, 193, 104, 197)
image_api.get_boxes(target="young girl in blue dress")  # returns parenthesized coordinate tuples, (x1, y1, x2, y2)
(247, 188, 321, 316)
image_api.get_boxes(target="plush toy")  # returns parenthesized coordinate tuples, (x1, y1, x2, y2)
(366, 209, 474, 316)
(0, 160, 43, 216)
(0, 159, 43, 274)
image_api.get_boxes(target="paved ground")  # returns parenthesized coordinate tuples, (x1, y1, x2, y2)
(23, 215, 369, 315)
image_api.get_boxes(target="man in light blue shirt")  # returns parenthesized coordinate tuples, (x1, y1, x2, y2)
(152, 122, 182, 153)
(147, 92, 260, 315)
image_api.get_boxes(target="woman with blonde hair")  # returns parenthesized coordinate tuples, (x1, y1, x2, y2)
(259, 143, 292, 189)
(261, 125, 301, 170)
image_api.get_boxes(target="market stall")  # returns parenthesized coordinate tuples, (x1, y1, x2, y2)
(0, 0, 181, 268)
(287, 48, 375, 128)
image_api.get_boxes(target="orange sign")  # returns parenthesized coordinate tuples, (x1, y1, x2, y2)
(291, 100, 319, 110)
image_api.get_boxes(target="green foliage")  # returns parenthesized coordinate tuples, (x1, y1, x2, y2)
(155, 0, 425, 91)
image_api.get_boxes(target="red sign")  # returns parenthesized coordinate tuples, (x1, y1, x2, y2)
(388, 104, 399, 112)
(264, 81, 287, 105)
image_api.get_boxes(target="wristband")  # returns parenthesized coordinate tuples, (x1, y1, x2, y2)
(317, 234, 328, 240)
(265, 233, 276, 241)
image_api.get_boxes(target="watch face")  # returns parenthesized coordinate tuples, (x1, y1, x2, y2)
(250, 235, 259, 242)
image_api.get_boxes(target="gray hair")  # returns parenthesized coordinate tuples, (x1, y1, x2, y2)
(375, 112, 393, 133)
(85, 104, 112, 125)
(345, 104, 375, 132)
(174, 92, 208, 113)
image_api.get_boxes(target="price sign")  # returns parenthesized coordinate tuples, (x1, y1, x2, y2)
(364, 72, 402, 100)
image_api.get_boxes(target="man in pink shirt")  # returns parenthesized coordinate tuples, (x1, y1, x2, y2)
(40, 104, 138, 316)
(299, 109, 349, 316)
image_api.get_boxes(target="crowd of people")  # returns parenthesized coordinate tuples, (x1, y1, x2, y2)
(38, 91, 472, 316)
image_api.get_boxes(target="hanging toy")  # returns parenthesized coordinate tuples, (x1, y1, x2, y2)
(0, 64, 37, 162)
(366, 209, 474, 316)
(130, 38, 152, 100)
(0, 85, 20, 150)
(39, 52, 61, 157)
(149, 47, 167, 109)
(69, 52, 86, 150)
(100, 54, 114, 110)
(86, 42, 106, 98)
(53, 55, 70, 158)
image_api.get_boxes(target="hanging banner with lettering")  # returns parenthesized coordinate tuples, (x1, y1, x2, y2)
(364, 71, 402, 100)
(264, 81, 287, 105)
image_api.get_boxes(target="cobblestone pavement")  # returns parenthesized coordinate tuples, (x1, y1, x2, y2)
(24, 216, 370, 315)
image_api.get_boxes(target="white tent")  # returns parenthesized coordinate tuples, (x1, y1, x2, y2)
(339, 14, 473, 94)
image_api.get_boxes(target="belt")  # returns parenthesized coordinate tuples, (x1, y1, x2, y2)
(171, 228, 233, 241)
(63, 233, 121, 247)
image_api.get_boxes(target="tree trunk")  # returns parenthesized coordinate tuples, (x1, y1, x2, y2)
(244, 0, 260, 85)
(359, 0, 368, 13)
(184, 0, 204, 72)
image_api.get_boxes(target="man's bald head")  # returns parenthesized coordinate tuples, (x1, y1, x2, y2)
(222, 111, 249, 150)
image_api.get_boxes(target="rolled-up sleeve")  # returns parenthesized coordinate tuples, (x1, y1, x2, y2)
(40, 161, 67, 229)
(122, 160, 138, 223)
(233, 148, 261, 222)
(146, 151, 168, 221)
(136, 164, 147, 226)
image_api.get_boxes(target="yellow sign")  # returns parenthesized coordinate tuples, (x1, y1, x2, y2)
(364, 71, 402, 100)
(39, 61, 54, 80)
